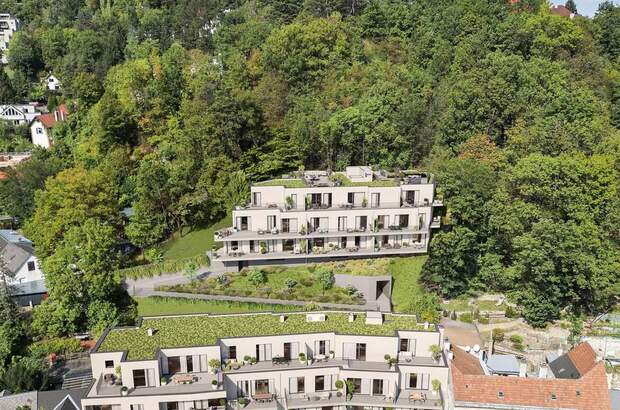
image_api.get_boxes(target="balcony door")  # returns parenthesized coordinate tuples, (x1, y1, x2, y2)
(371, 193, 380, 208)
(236, 216, 249, 231)
(405, 190, 416, 205)
(372, 379, 384, 395)
(256, 344, 272, 361)
(252, 192, 261, 207)
(167, 357, 181, 374)
(355, 343, 366, 361)
(283, 342, 299, 360)
(255, 379, 270, 394)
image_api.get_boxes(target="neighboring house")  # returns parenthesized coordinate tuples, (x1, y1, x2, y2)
(84, 311, 449, 410)
(450, 342, 612, 410)
(214, 166, 443, 270)
(47, 73, 61, 91)
(0, 151, 31, 168)
(0, 229, 46, 307)
(0, 387, 89, 410)
(30, 104, 69, 148)
(0, 13, 19, 64)
(550, 4, 578, 18)
(0, 103, 46, 126)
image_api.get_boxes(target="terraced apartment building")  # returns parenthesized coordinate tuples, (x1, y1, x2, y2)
(214, 166, 442, 269)
(85, 311, 449, 410)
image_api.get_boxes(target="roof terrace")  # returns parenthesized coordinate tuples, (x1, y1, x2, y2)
(97, 312, 431, 360)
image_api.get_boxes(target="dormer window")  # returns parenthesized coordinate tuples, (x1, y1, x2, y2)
(498, 391, 504, 399)
(551, 394, 557, 400)
(576, 390, 581, 397)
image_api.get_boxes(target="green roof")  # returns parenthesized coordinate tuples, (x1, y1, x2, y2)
(254, 179, 306, 188)
(98, 312, 428, 360)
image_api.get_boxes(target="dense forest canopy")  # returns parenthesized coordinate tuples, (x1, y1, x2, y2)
(0, 0, 618, 363)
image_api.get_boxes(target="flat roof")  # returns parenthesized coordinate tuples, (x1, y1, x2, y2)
(97, 312, 431, 360)
(253, 170, 432, 188)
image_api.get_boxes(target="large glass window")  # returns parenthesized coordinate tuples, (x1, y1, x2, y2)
(338, 217, 347, 231)
(315, 375, 325, 391)
(371, 193, 380, 208)
(355, 216, 367, 230)
(228, 346, 237, 360)
(255, 379, 269, 394)
(167, 357, 180, 374)
(133, 369, 147, 387)
(252, 192, 261, 206)
(297, 377, 305, 393)
(372, 379, 383, 395)
(408, 373, 417, 389)
(399, 214, 409, 228)
(349, 378, 362, 393)
(186, 356, 193, 373)
(400, 339, 409, 352)
(283, 239, 294, 252)
(355, 343, 366, 361)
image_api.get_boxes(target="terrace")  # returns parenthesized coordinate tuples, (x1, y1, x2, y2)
(252, 170, 433, 189)
(97, 312, 432, 360)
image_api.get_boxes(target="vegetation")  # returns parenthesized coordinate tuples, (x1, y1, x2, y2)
(99, 312, 429, 360)
(0, 0, 617, 338)
(159, 265, 364, 305)
(157, 216, 230, 260)
(136, 297, 300, 316)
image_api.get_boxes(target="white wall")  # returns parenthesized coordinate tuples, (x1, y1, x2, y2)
(30, 120, 51, 148)
(8, 254, 44, 284)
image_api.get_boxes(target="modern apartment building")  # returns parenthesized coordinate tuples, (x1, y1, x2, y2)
(86, 311, 449, 410)
(0, 13, 20, 64)
(214, 166, 442, 269)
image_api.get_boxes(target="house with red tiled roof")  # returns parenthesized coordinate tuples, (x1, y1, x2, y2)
(450, 342, 612, 410)
(29, 104, 69, 148)
(550, 4, 578, 19)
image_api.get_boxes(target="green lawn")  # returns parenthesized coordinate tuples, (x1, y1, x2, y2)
(136, 296, 299, 316)
(388, 256, 428, 313)
(99, 312, 428, 359)
(157, 215, 231, 260)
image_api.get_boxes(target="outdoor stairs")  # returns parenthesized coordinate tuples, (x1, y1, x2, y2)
(62, 369, 93, 390)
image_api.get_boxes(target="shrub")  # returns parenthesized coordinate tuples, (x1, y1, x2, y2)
(216, 274, 230, 287)
(492, 328, 505, 343)
(314, 267, 335, 292)
(459, 312, 473, 323)
(300, 277, 314, 287)
(345, 285, 357, 295)
(478, 315, 490, 324)
(28, 338, 82, 358)
(335, 380, 344, 389)
(247, 269, 267, 286)
(284, 278, 298, 289)
(509, 334, 523, 344)
(505, 305, 518, 318)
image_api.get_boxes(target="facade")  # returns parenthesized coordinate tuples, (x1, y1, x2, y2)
(86, 311, 449, 410)
(449, 342, 612, 410)
(0, 103, 46, 126)
(47, 74, 62, 91)
(0, 387, 89, 410)
(30, 104, 69, 148)
(0, 13, 19, 64)
(214, 166, 442, 269)
(0, 229, 46, 306)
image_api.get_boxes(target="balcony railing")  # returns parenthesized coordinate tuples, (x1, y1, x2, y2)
(233, 200, 436, 213)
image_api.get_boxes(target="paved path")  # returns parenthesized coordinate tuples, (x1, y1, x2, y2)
(141, 290, 375, 311)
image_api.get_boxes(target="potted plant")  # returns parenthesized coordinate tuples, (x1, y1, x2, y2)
(335, 379, 344, 396)
(259, 242, 267, 254)
(298, 352, 307, 364)
(384, 354, 392, 364)
(285, 196, 294, 210)
(329, 350, 335, 359)
(160, 376, 167, 385)
(120, 386, 128, 396)
(346, 380, 355, 400)
(362, 197, 367, 208)
(431, 379, 441, 396)
(238, 397, 248, 407)
(250, 356, 257, 365)
(211, 379, 219, 388)
(429, 344, 442, 362)
(243, 355, 251, 365)
(209, 359, 221, 374)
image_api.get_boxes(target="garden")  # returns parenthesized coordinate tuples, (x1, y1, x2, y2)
(136, 297, 300, 316)
(158, 264, 366, 305)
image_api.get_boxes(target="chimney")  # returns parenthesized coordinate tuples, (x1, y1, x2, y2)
(519, 362, 527, 377)
(54, 110, 58, 122)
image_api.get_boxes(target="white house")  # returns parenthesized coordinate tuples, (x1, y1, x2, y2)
(0, 13, 19, 64)
(0, 229, 46, 306)
(0, 103, 46, 126)
(46, 74, 61, 91)
(29, 104, 68, 148)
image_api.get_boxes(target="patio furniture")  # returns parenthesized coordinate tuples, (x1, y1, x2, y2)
(314, 354, 327, 362)
(272, 356, 289, 365)
(103, 373, 115, 385)
(252, 393, 274, 403)
(172, 373, 195, 384)
(409, 392, 426, 403)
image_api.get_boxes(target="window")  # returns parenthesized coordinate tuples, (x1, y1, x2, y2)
(315, 375, 325, 391)
(267, 215, 276, 230)
(290, 194, 297, 209)
(228, 346, 237, 360)
(249, 241, 255, 253)
(252, 192, 261, 206)
(167, 357, 181, 374)
(418, 213, 426, 229)
(409, 374, 417, 389)
(36, 127, 43, 134)
(372, 379, 383, 395)
(399, 215, 409, 228)
(338, 217, 347, 231)
(284, 343, 292, 360)
(282, 218, 291, 233)
(105, 360, 114, 368)
(231, 241, 239, 251)
(550, 394, 557, 400)
(498, 391, 504, 399)
(186, 356, 193, 373)
(340, 237, 347, 248)
(318, 340, 326, 355)
(355, 343, 366, 361)
(371, 193, 380, 208)
(355, 216, 367, 230)
(130, 405, 144, 410)
(236, 216, 249, 231)
(255, 379, 269, 394)
(283, 239, 294, 252)
(133, 369, 147, 387)
(166, 402, 178, 410)
(400, 339, 409, 352)
(256, 344, 272, 361)
(377, 215, 388, 229)
(349, 378, 362, 394)
(27, 261, 35, 271)
(297, 377, 305, 393)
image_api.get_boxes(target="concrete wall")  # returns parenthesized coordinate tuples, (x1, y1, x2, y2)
(334, 274, 392, 303)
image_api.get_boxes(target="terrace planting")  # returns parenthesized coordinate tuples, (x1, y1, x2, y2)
(97, 312, 429, 360)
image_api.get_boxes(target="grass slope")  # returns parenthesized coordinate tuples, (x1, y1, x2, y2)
(388, 256, 428, 313)
(136, 296, 299, 316)
(158, 215, 231, 260)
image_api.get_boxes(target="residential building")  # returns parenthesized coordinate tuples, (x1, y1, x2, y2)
(85, 311, 449, 410)
(0, 151, 31, 168)
(449, 342, 612, 410)
(0, 13, 19, 64)
(47, 73, 62, 91)
(550, 4, 578, 18)
(214, 166, 442, 269)
(0, 103, 46, 126)
(0, 387, 89, 410)
(0, 229, 47, 306)
(30, 104, 69, 148)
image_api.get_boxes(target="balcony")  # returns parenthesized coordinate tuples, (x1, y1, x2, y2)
(232, 200, 435, 214)
(394, 389, 443, 409)
(215, 226, 430, 242)
(92, 371, 225, 398)
(225, 358, 398, 375)
(430, 216, 441, 228)
(285, 390, 345, 409)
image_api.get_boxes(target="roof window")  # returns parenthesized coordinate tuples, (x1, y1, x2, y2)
(498, 391, 504, 399)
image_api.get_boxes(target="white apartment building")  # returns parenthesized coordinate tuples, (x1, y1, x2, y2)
(85, 311, 449, 410)
(0, 103, 46, 125)
(214, 167, 442, 269)
(0, 13, 19, 64)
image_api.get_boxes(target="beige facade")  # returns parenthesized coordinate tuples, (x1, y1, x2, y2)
(214, 167, 442, 267)
(85, 312, 448, 410)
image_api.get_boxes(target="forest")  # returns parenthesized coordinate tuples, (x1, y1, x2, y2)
(0, 0, 618, 391)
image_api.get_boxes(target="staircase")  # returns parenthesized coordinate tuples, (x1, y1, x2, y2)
(62, 369, 93, 390)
